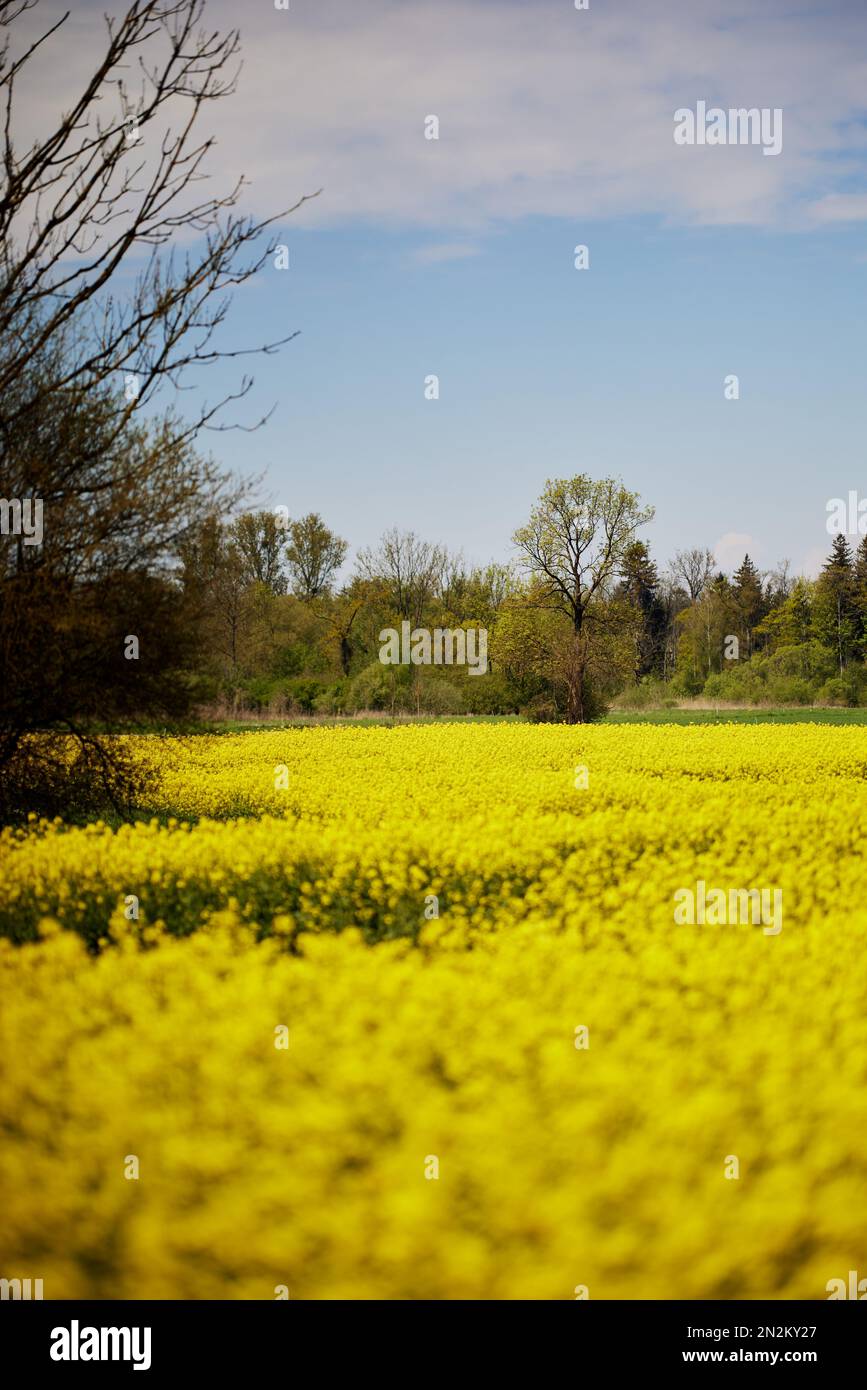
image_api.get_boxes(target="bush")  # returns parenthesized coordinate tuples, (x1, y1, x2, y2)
(701, 674, 728, 701)
(242, 676, 280, 711)
(763, 676, 813, 706)
(346, 661, 412, 714)
(284, 678, 328, 714)
(761, 642, 835, 685)
(816, 677, 857, 707)
(616, 677, 673, 711)
(521, 695, 561, 723)
(843, 664, 867, 705)
(312, 681, 351, 716)
(702, 667, 766, 704)
(462, 672, 520, 715)
(670, 668, 704, 697)
(420, 679, 465, 715)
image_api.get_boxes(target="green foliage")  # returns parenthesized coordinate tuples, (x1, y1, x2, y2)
(163, 487, 867, 723)
(521, 695, 562, 724)
(816, 677, 857, 707)
(702, 666, 766, 704)
(462, 672, 521, 715)
(764, 677, 814, 705)
(285, 679, 329, 714)
(347, 661, 412, 713)
(616, 676, 676, 710)
(669, 665, 704, 697)
(760, 641, 834, 684)
(269, 645, 307, 679)
(419, 678, 465, 716)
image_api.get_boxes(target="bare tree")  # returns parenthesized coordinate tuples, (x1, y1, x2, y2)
(764, 558, 792, 604)
(669, 547, 715, 603)
(0, 0, 318, 439)
(355, 528, 446, 628)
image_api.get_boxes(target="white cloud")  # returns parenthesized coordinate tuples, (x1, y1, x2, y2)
(809, 194, 867, 224)
(222, 0, 867, 231)
(801, 546, 828, 579)
(14, 0, 867, 235)
(713, 532, 757, 571)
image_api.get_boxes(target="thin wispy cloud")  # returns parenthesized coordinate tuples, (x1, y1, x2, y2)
(198, 0, 867, 233)
(809, 194, 867, 224)
(12, 0, 867, 238)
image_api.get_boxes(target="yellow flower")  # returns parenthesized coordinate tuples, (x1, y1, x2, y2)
(1, 723, 865, 1298)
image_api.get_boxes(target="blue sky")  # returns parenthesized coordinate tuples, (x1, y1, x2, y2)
(23, 0, 867, 579)
(211, 211, 867, 581)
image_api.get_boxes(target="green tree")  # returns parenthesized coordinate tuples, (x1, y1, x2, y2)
(0, 0, 307, 818)
(230, 512, 288, 594)
(512, 476, 653, 722)
(812, 536, 858, 675)
(753, 577, 812, 652)
(286, 514, 348, 600)
(674, 576, 739, 686)
(618, 541, 667, 678)
(732, 554, 766, 656)
(854, 535, 867, 657)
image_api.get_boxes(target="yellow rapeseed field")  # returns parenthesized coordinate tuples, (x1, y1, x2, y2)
(1, 724, 866, 1299)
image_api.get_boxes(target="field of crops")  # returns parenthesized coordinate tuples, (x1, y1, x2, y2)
(2, 724, 867, 1299)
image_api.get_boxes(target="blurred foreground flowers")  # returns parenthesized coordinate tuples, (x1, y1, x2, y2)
(1, 724, 866, 1298)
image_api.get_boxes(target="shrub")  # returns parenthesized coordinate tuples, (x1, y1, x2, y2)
(521, 695, 561, 723)
(420, 679, 465, 715)
(702, 666, 766, 704)
(761, 642, 835, 685)
(242, 676, 279, 711)
(462, 672, 520, 715)
(763, 676, 813, 706)
(670, 668, 704, 697)
(346, 661, 412, 714)
(284, 678, 328, 714)
(312, 681, 351, 716)
(816, 676, 857, 707)
(616, 676, 673, 710)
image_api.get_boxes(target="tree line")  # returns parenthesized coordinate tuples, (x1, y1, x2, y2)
(179, 494, 867, 723)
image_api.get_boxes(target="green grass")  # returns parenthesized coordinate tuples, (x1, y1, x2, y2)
(90, 708, 867, 735)
(189, 713, 523, 733)
(602, 707, 867, 725)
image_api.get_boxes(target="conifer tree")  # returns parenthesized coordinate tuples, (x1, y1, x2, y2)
(732, 554, 766, 657)
(854, 536, 867, 656)
(618, 541, 667, 677)
(813, 535, 858, 675)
